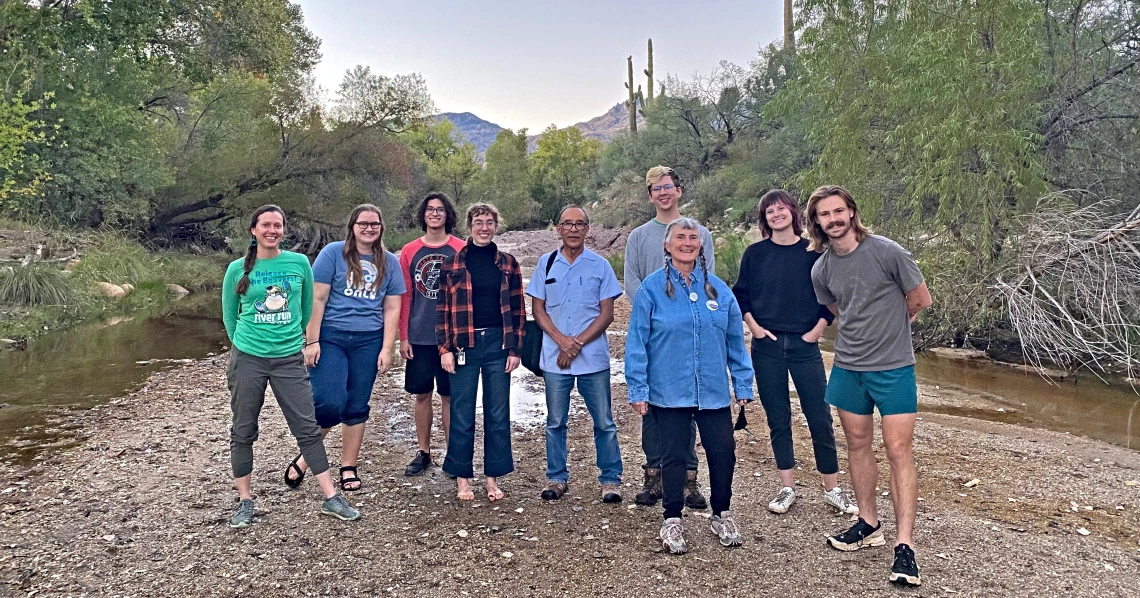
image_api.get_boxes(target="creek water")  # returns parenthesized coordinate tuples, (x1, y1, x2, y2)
(2, 299, 1138, 466)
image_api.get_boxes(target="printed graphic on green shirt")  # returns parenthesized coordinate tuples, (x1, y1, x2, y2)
(251, 277, 301, 324)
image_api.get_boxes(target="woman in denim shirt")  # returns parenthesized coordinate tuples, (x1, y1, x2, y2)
(626, 218, 755, 555)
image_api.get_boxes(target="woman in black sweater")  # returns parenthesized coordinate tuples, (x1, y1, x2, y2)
(731, 190, 857, 516)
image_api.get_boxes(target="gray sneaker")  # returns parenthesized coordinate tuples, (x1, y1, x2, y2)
(659, 517, 688, 554)
(710, 510, 743, 547)
(320, 493, 361, 521)
(824, 486, 859, 515)
(229, 498, 255, 528)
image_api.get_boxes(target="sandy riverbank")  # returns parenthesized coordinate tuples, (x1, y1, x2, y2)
(2, 292, 1139, 597)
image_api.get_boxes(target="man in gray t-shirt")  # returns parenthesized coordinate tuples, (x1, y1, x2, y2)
(806, 185, 931, 588)
(623, 166, 713, 511)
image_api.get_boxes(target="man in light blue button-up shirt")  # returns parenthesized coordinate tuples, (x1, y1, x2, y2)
(625, 217, 754, 554)
(527, 205, 625, 503)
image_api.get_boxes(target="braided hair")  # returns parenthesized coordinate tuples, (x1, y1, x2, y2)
(236, 205, 286, 296)
(662, 217, 717, 300)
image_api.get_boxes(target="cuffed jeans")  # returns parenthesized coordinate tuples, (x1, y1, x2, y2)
(655, 405, 735, 519)
(752, 334, 839, 474)
(309, 326, 385, 429)
(443, 328, 515, 479)
(642, 408, 699, 471)
(227, 347, 330, 479)
(543, 369, 622, 485)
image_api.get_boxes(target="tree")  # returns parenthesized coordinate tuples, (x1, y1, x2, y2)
(470, 129, 539, 229)
(403, 119, 480, 204)
(332, 65, 435, 132)
(529, 125, 602, 222)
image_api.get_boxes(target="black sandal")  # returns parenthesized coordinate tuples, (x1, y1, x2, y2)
(339, 466, 362, 492)
(283, 454, 305, 489)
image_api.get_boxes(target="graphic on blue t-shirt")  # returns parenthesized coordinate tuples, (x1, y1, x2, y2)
(344, 260, 379, 300)
(414, 253, 447, 300)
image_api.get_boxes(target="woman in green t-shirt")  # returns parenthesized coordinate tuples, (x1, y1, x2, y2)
(220, 204, 360, 528)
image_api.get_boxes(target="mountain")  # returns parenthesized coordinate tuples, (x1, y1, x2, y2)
(436, 102, 645, 155)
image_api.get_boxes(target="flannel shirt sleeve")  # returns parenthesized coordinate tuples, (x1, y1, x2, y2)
(436, 260, 454, 354)
(506, 256, 526, 357)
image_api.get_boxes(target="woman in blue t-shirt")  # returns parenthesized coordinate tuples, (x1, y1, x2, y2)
(284, 204, 406, 492)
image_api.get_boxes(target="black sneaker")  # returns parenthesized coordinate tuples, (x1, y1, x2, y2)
(889, 543, 922, 586)
(404, 450, 432, 476)
(826, 517, 885, 551)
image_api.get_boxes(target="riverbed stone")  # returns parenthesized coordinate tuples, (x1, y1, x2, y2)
(94, 282, 126, 299)
(165, 284, 190, 300)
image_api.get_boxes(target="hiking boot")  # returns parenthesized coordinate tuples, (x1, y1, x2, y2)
(683, 470, 708, 510)
(404, 450, 432, 477)
(890, 543, 922, 587)
(659, 517, 688, 554)
(823, 486, 859, 515)
(709, 510, 743, 547)
(826, 517, 885, 551)
(634, 466, 662, 506)
(601, 483, 622, 504)
(229, 498, 255, 528)
(768, 486, 797, 514)
(320, 494, 361, 521)
(540, 481, 568, 501)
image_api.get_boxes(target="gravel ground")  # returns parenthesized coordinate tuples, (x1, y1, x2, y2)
(2, 246, 1139, 597)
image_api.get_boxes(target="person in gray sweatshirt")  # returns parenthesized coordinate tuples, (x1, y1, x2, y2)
(623, 166, 715, 509)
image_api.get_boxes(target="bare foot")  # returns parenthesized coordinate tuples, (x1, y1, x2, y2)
(486, 476, 504, 502)
(456, 477, 475, 501)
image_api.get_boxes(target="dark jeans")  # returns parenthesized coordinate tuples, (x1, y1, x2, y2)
(655, 405, 735, 519)
(227, 347, 329, 479)
(308, 326, 385, 429)
(752, 334, 838, 474)
(642, 408, 699, 471)
(443, 328, 515, 479)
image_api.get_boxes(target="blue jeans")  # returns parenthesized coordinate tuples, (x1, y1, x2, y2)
(543, 370, 623, 485)
(443, 328, 515, 479)
(308, 326, 385, 429)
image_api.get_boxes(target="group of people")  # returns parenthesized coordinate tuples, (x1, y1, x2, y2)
(220, 165, 931, 587)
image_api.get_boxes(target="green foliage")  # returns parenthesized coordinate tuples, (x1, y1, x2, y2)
(713, 233, 747, 287)
(403, 120, 480, 204)
(530, 125, 602, 223)
(0, 264, 72, 306)
(155, 254, 224, 290)
(383, 228, 423, 253)
(468, 129, 539, 230)
(592, 169, 654, 227)
(606, 252, 625, 282)
(70, 235, 155, 286)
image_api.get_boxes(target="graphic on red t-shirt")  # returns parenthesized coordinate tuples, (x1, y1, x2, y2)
(414, 253, 447, 300)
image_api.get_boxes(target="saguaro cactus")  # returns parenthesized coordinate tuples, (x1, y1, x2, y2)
(624, 55, 639, 134)
(643, 39, 655, 107)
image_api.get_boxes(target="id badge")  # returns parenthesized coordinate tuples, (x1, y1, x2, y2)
(456, 349, 465, 366)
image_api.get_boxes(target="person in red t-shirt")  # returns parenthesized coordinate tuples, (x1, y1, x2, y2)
(399, 193, 466, 476)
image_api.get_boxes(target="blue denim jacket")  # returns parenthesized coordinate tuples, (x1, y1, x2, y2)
(626, 266, 754, 409)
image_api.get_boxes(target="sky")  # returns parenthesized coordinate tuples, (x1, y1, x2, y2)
(293, 0, 786, 132)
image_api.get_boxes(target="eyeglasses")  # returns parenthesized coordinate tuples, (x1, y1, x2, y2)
(559, 221, 588, 231)
(355, 222, 382, 230)
(424, 207, 446, 214)
(651, 184, 676, 193)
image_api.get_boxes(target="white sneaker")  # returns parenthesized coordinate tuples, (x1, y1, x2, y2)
(823, 486, 859, 515)
(768, 486, 797, 514)
(659, 517, 688, 554)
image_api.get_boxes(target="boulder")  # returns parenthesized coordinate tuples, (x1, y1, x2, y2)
(119, 283, 135, 294)
(928, 347, 988, 362)
(95, 282, 127, 299)
(166, 284, 190, 301)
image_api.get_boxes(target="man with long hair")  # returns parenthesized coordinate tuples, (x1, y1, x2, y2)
(399, 192, 465, 476)
(806, 185, 932, 587)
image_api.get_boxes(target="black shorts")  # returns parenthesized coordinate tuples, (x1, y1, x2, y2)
(404, 344, 452, 396)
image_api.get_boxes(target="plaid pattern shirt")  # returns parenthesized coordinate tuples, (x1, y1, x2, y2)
(436, 241, 526, 356)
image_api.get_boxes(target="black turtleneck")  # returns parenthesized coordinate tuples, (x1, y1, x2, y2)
(467, 242, 502, 329)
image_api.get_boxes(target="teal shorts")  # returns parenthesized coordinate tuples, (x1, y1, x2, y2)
(825, 365, 917, 416)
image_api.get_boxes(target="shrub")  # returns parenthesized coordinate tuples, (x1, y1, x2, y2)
(714, 232, 748, 287)
(606, 252, 625, 281)
(0, 264, 72, 306)
(156, 254, 224, 290)
(71, 234, 154, 285)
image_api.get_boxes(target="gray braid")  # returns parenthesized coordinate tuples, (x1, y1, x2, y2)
(663, 250, 675, 299)
(698, 247, 717, 300)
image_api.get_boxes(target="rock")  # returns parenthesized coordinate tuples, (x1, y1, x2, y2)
(166, 284, 190, 300)
(119, 283, 135, 294)
(94, 282, 127, 299)
(928, 347, 988, 361)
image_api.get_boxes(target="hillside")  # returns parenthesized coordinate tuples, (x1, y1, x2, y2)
(437, 102, 645, 155)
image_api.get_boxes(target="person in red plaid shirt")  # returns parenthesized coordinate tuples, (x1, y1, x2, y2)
(436, 202, 526, 502)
